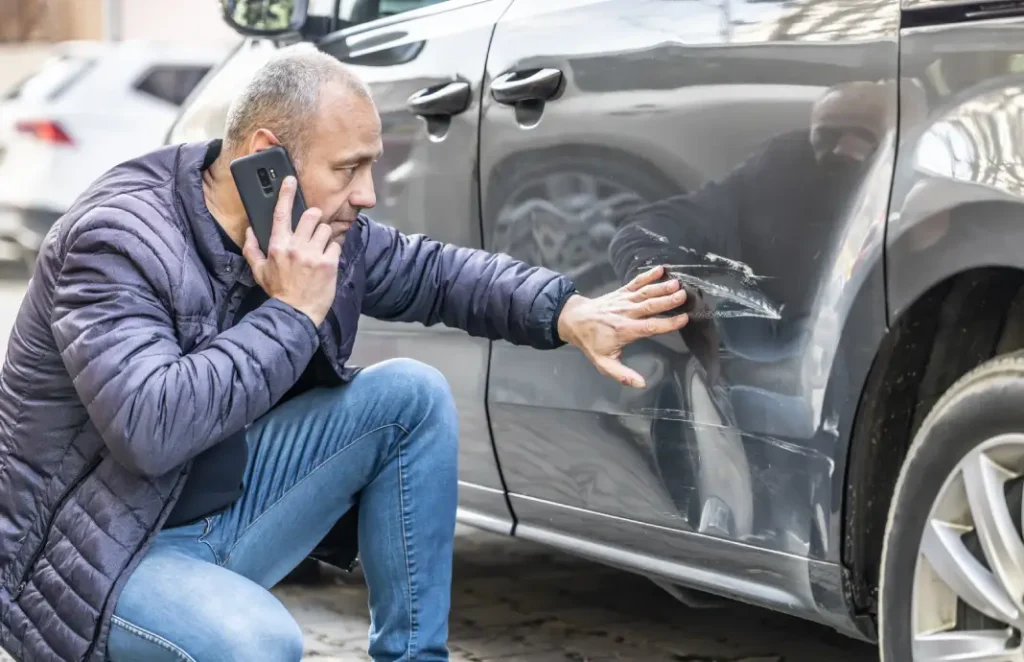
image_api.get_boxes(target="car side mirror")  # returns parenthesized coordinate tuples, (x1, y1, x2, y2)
(221, 0, 309, 36)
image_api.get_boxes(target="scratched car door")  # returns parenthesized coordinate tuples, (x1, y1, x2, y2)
(480, 0, 898, 564)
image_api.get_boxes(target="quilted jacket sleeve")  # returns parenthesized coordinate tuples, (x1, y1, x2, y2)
(50, 209, 320, 478)
(360, 217, 577, 350)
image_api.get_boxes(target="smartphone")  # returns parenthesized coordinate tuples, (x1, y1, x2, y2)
(229, 145, 308, 255)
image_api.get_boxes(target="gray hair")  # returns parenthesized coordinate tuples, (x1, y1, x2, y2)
(224, 44, 371, 160)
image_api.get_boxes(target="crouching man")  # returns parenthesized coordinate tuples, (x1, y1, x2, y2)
(0, 47, 688, 662)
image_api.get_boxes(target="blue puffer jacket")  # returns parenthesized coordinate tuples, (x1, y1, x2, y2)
(0, 140, 575, 661)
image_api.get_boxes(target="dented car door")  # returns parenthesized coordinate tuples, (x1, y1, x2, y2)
(479, 0, 899, 571)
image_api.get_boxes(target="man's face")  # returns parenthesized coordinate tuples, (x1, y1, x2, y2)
(809, 81, 889, 167)
(296, 83, 383, 245)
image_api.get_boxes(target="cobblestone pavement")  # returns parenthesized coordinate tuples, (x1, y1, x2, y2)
(278, 525, 877, 662)
(0, 275, 878, 661)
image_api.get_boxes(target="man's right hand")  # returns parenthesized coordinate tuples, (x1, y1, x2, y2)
(243, 176, 340, 326)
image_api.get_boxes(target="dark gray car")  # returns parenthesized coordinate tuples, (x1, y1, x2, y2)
(170, 1, 1024, 659)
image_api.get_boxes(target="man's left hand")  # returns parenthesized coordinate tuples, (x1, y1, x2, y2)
(557, 265, 689, 389)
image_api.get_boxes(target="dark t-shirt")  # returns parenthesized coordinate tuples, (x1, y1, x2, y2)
(165, 141, 325, 528)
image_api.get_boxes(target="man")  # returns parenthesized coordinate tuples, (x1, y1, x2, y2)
(0, 47, 688, 662)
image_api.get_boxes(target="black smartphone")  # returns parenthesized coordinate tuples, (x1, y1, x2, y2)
(229, 145, 308, 255)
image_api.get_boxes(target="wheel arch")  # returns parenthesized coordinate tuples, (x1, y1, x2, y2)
(841, 262, 1024, 630)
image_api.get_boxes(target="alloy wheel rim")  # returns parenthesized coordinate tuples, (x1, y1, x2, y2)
(912, 433, 1024, 661)
(492, 170, 647, 278)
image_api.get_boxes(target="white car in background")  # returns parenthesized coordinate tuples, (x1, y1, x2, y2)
(0, 39, 228, 271)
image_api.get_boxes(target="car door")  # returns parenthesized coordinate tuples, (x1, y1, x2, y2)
(480, 0, 898, 567)
(320, 0, 518, 533)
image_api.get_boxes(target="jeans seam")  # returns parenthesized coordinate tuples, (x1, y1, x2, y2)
(222, 422, 409, 564)
(398, 438, 418, 658)
(197, 516, 220, 565)
(110, 615, 197, 662)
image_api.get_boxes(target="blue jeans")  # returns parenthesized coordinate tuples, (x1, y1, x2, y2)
(106, 358, 459, 662)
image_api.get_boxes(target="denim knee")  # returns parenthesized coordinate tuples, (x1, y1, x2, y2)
(109, 609, 303, 662)
(209, 609, 304, 662)
(371, 358, 456, 422)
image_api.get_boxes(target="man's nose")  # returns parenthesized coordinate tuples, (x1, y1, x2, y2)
(351, 171, 376, 210)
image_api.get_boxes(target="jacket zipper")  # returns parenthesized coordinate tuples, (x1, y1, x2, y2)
(11, 454, 102, 600)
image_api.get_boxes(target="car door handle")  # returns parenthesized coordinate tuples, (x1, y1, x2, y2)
(406, 81, 471, 117)
(491, 68, 563, 105)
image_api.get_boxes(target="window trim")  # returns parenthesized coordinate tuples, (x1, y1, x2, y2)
(317, 0, 493, 49)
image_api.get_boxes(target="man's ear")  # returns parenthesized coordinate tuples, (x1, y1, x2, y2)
(246, 128, 280, 154)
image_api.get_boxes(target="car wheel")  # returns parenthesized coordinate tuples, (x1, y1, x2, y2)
(684, 356, 754, 539)
(651, 356, 753, 538)
(880, 350, 1024, 661)
(486, 150, 681, 294)
(650, 359, 699, 523)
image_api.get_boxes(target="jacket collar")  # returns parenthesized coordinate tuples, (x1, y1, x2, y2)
(175, 140, 253, 287)
(172, 139, 369, 290)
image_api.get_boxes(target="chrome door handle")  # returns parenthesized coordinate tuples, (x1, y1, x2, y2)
(491, 68, 563, 105)
(407, 81, 471, 117)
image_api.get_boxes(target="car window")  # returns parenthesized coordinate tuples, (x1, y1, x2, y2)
(3, 55, 95, 102)
(134, 66, 212, 107)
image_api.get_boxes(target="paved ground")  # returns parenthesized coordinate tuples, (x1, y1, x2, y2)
(281, 524, 877, 662)
(0, 272, 878, 661)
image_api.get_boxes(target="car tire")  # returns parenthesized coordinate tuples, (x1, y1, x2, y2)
(485, 149, 681, 294)
(650, 358, 699, 523)
(651, 355, 753, 538)
(879, 350, 1024, 661)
